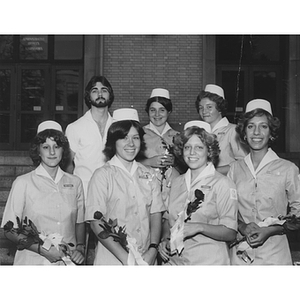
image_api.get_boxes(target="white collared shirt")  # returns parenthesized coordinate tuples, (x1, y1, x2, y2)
(244, 148, 279, 178)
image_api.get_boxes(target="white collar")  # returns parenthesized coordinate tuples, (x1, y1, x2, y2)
(35, 164, 64, 184)
(109, 155, 138, 177)
(86, 110, 113, 126)
(145, 122, 172, 137)
(212, 117, 229, 132)
(184, 162, 215, 192)
(244, 148, 279, 178)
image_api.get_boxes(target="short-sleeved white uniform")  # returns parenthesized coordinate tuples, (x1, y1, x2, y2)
(228, 148, 300, 265)
(85, 155, 166, 265)
(212, 117, 248, 168)
(167, 162, 238, 265)
(1, 165, 85, 265)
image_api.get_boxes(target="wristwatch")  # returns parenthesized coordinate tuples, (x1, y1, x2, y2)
(148, 243, 159, 250)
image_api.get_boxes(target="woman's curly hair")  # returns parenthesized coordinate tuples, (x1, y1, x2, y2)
(29, 129, 71, 169)
(173, 126, 220, 167)
(103, 120, 146, 161)
(195, 90, 227, 116)
(236, 108, 281, 146)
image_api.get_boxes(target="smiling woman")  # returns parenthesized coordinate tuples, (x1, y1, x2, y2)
(139, 88, 183, 206)
(158, 121, 238, 265)
(84, 108, 166, 265)
(228, 99, 300, 265)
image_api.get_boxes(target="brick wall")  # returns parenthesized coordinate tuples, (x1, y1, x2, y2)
(104, 35, 203, 130)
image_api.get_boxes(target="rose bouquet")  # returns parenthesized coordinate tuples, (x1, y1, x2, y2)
(3, 216, 43, 250)
(185, 189, 205, 222)
(170, 189, 205, 255)
(93, 211, 148, 265)
(93, 211, 128, 251)
(4, 217, 76, 265)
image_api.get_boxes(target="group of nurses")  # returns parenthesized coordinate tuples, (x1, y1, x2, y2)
(159, 85, 300, 265)
(3, 83, 300, 266)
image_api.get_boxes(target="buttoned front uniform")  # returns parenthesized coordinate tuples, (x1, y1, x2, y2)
(212, 117, 248, 168)
(65, 110, 113, 196)
(143, 122, 180, 205)
(1, 165, 85, 265)
(166, 163, 238, 265)
(85, 155, 166, 265)
(228, 149, 300, 265)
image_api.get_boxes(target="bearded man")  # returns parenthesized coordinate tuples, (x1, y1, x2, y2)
(65, 75, 114, 197)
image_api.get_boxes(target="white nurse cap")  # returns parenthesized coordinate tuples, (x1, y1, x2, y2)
(112, 108, 140, 122)
(204, 84, 225, 99)
(184, 120, 212, 133)
(149, 88, 170, 99)
(245, 99, 273, 115)
(37, 120, 63, 133)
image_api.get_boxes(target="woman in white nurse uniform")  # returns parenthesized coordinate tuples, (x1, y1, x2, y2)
(228, 99, 300, 265)
(1, 121, 85, 265)
(85, 109, 165, 265)
(159, 121, 238, 265)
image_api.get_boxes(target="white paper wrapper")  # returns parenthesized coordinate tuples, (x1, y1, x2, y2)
(127, 237, 148, 265)
(39, 232, 75, 265)
(236, 217, 286, 263)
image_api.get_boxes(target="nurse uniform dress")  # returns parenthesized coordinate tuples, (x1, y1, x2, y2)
(166, 162, 238, 265)
(1, 164, 85, 265)
(143, 122, 180, 205)
(212, 117, 248, 168)
(228, 148, 300, 265)
(85, 155, 166, 265)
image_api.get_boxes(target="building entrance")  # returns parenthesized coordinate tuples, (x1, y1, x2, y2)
(0, 35, 84, 150)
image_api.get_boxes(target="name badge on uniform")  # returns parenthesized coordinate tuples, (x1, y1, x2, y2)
(139, 172, 153, 180)
(63, 183, 74, 188)
(200, 185, 212, 191)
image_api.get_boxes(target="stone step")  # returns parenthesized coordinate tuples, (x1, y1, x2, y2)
(0, 156, 32, 166)
(0, 165, 34, 177)
(0, 177, 15, 189)
(0, 190, 9, 203)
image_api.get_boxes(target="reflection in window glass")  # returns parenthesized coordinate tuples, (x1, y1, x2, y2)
(217, 35, 280, 63)
(55, 114, 78, 132)
(0, 69, 11, 110)
(55, 69, 79, 111)
(0, 35, 13, 60)
(19, 35, 48, 60)
(21, 69, 45, 110)
(21, 114, 43, 143)
(0, 114, 10, 143)
(54, 36, 83, 60)
(253, 71, 277, 105)
(221, 70, 245, 123)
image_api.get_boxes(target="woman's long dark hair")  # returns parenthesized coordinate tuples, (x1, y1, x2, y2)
(29, 129, 71, 169)
(103, 120, 146, 161)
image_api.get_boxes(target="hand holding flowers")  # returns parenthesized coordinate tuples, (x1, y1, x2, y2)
(4, 217, 83, 265)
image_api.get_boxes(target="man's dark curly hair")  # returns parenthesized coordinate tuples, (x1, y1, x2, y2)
(103, 120, 146, 161)
(173, 126, 220, 167)
(236, 108, 281, 146)
(84, 75, 114, 109)
(195, 90, 227, 116)
(29, 129, 71, 168)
